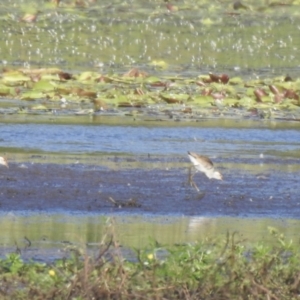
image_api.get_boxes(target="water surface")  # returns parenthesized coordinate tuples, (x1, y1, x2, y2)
(1, 213, 299, 262)
(1, 0, 300, 78)
(1, 121, 300, 158)
(0, 119, 299, 260)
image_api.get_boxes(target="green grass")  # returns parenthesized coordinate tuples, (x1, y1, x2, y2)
(0, 224, 299, 299)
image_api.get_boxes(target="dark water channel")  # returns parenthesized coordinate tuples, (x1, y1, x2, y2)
(0, 118, 300, 260)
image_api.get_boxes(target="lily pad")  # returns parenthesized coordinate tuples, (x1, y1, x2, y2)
(32, 80, 56, 92)
(2, 72, 31, 86)
(21, 91, 45, 101)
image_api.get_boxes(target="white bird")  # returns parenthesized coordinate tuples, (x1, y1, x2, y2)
(0, 157, 8, 168)
(187, 151, 222, 191)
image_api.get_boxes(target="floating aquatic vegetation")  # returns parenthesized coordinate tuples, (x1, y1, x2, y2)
(0, 67, 299, 121)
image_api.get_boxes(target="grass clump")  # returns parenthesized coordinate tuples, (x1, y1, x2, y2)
(0, 223, 299, 299)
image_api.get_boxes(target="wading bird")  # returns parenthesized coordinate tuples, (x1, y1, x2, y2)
(187, 151, 222, 191)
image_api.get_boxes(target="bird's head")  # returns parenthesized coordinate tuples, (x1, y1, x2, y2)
(213, 171, 223, 180)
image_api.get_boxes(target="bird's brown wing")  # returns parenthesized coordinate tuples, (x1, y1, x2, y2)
(197, 155, 214, 169)
(188, 152, 214, 169)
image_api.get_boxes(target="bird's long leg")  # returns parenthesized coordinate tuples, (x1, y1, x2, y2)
(191, 179, 200, 192)
(188, 167, 200, 192)
(187, 166, 193, 185)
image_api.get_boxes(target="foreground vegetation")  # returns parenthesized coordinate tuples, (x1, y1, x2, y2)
(0, 223, 299, 299)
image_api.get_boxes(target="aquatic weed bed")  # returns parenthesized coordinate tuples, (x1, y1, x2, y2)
(0, 226, 299, 299)
(2, 0, 300, 77)
(0, 67, 300, 122)
(2, 0, 300, 122)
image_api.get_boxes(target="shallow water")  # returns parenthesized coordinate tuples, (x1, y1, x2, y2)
(1, 120, 300, 157)
(1, 212, 300, 262)
(1, 0, 300, 78)
(0, 119, 299, 260)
